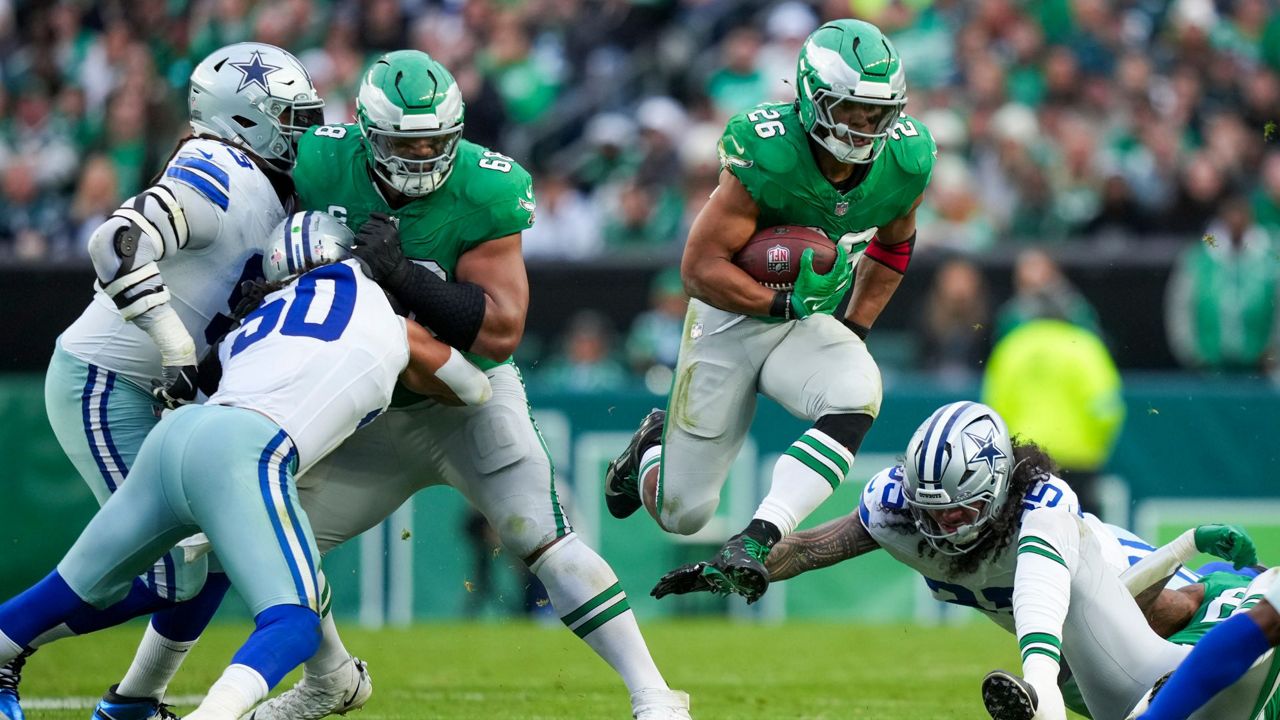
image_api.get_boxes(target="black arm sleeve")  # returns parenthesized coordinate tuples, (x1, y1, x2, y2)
(388, 263, 488, 351)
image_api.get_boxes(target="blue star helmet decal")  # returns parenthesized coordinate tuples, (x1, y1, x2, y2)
(964, 426, 1007, 474)
(230, 51, 281, 94)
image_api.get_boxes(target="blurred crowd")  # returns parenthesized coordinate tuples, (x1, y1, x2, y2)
(0, 0, 1276, 379)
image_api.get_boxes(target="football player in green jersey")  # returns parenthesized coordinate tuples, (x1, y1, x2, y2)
(253, 51, 691, 720)
(605, 18, 935, 603)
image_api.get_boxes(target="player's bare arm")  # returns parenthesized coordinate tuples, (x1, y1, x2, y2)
(679, 169, 772, 316)
(454, 233, 528, 362)
(1142, 584, 1205, 639)
(766, 511, 881, 581)
(399, 320, 492, 406)
(844, 193, 922, 330)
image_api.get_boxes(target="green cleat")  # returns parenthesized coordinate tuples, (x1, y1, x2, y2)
(700, 533, 772, 603)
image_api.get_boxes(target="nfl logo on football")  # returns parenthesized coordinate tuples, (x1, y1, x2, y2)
(766, 244, 791, 275)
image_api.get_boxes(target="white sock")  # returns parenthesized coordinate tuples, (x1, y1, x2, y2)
(0, 630, 21, 664)
(116, 622, 198, 699)
(532, 535, 667, 694)
(639, 445, 662, 513)
(303, 611, 353, 678)
(753, 429, 853, 536)
(187, 663, 268, 720)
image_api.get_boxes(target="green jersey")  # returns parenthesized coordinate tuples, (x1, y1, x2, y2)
(1169, 572, 1257, 646)
(1169, 571, 1279, 720)
(717, 102, 935, 252)
(293, 124, 536, 401)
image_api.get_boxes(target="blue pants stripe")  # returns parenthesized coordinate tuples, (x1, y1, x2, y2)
(277, 453, 317, 604)
(80, 365, 125, 493)
(257, 431, 308, 607)
(99, 371, 130, 480)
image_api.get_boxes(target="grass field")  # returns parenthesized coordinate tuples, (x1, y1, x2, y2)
(16, 619, 1047, 719)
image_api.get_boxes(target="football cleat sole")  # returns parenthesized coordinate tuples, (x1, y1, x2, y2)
(982, 670, 1038, 720)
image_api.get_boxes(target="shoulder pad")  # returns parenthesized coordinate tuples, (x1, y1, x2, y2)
(455, 142, 534, 204)
(1020, 473, 1084, 518)
(884, 114, 937, 177)
(718, 103, 804, 176)
(162, 139, 254, 212)
(859, 465, 908, 524)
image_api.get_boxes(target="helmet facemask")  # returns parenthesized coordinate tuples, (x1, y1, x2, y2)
(794, 20, 909, 166)
(804, 82, 903, 164)
(906, 474, 1009, 556)
(901, 402, 1017, 557)
(256, 96, 326, 171)
(363, 124, 463, 197)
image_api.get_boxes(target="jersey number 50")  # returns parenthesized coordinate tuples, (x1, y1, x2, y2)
(230, 263, 357, 357)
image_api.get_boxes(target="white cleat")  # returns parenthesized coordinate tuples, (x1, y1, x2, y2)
(631, 688, 692, 719)
(245, 657, 372, 720)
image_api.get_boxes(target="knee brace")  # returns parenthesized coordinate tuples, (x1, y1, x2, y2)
(815, 413, 874, 455)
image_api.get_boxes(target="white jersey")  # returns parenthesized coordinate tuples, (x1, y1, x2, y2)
(60, 138, 288, 384)
(209, 259, 408, 471)
(858, 465, 1139, 633)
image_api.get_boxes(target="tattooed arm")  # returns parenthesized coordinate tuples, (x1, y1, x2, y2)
(767, 512, 881, 582)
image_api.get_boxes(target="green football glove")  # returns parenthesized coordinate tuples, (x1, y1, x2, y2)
(791, 245, 852, 319)
(1194, 524, 1258, 569)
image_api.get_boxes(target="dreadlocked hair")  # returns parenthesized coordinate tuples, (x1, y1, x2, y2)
(878, 437, 1060, 577)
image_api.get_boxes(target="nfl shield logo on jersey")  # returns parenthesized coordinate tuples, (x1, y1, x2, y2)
(835, 201, 849, 216)
(766, 244, 791, 275)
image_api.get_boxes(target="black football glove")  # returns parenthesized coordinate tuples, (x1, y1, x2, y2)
(151, 364, 199, 410)
(650, 562, 719, 599)
(352, 213, 409, 288)
(232, 278, 273, 321)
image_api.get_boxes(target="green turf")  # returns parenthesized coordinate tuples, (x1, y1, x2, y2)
(14, 619, 1084, 719)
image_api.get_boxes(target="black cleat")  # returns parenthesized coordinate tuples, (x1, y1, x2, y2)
(700, 533, 771, 603)
(605, 409, 665, 519)
(1125, 671, 1173, 720)
(982, 670, 1039, 720)
(0, 650, 30, 720)
(91, 683, 179, 720)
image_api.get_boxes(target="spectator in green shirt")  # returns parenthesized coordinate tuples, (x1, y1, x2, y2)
(1166, 197, 1279, 374)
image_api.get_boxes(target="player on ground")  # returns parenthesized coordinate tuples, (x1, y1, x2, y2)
(604, 19, 934, 604)
(249, 50, 691, 720)
(651, 402, 1258, 718)
(0, 213, 491, 720)
(0, 43, 324, 720)
(977, 510, 1274, 720)
(1130, 565, 1280, 718)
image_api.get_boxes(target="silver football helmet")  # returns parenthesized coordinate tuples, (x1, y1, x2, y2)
(189, 42, 324, 171)
(263, 211, 355, 283)
(902, 402, 1016, 555)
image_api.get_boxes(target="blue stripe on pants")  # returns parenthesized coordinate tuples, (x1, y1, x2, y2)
(99, 371, 129, 482)
(257, 432, 308, 607)
(277, 450, 317, 607)
(80, 365, 127, 493)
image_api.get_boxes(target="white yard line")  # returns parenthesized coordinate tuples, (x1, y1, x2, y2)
(23, 695, 205, 710)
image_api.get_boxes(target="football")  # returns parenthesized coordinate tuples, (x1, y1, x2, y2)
(731, 225, 837, 290)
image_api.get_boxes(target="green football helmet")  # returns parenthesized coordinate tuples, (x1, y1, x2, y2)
(356, 50, 465, 197)
(796, 19, 908, 165)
